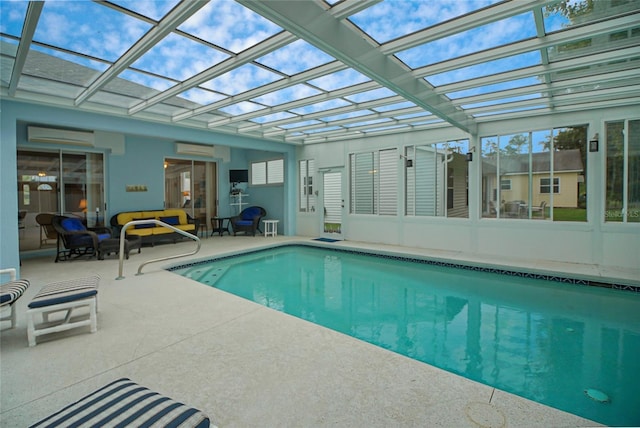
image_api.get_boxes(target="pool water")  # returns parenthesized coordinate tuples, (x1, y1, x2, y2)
(172, 245, 640, 426)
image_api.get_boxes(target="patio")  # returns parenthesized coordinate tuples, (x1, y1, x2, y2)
(3, 236, 627, 427)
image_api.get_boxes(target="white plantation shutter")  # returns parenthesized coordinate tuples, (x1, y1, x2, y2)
(323, 172, 341, 224)
(251, 158, 283, 185)
(351, 152, 377, 214)
(379, 148, 397, 215)
(350, 149, 397, 216)
(251, 162, 266, 185)
(267, 159, 284, 183)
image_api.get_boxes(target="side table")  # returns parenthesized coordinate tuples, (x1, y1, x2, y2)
(211, 217, 231, 236)
(263, 219, 279, 237)
(98, 235, 141, 260)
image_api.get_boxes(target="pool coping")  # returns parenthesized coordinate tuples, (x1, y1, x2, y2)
(166, 239, 640, 293)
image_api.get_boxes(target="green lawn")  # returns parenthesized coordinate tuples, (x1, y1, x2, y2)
(552, 207, 587, 222)
(324, 222, 342, 233)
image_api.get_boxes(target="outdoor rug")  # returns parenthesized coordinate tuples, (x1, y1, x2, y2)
(313, 237, 340, 243)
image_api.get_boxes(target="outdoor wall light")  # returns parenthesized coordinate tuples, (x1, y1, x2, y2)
(466, 146, 476, 162)
(400, 154, 413, 168)
(589, 134, 599, 152)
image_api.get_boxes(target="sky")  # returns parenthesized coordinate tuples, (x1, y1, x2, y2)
(0, 0, 583, 125)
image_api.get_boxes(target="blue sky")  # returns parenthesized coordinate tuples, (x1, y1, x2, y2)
(0, 0, 578, 120)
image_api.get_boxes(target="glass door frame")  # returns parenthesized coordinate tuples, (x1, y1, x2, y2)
(163, 158, 218, 234)
(17, 148, 106, 253)
(320, 168, 344, 240)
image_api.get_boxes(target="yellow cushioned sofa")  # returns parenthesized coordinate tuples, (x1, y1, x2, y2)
(110, 209, 197, 246)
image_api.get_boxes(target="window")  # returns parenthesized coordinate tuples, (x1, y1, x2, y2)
(606, 119, 640, 222)
(251, 158, 284, 185)
(540, 177, 560, 194)
(481, 125, 587, 221)
(299, 159, 316, 212)
(405, 140, 469, 217)
(350, 148, 397, 215)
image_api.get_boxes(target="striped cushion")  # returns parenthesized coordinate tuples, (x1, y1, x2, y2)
(0, 279, 30, 306)
(30, 378, 211, 427)
(28, 276, 99, 309)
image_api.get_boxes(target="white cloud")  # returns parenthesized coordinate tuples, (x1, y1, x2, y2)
(34, 2, 149, 62)
(201, 64, 281, 96)
(252, 84, 320, 106)
(350, 0, 501, 43)
(179, 0, 280, 53)
(257, 40, 333, 75)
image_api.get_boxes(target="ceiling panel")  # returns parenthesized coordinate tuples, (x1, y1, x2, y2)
(0, 0, 637, 144)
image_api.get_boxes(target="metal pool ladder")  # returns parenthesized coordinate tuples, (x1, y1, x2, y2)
(116, 219, 201, 279)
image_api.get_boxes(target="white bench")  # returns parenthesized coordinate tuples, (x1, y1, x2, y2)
(27, 275, 100, 347)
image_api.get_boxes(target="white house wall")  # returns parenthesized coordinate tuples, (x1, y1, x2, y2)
(296, 105, 640, 272)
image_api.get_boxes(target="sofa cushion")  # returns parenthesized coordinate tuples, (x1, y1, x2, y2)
(117, 212, 144, 225)
(126, 228, 153, 237)
(134, 217, 156, 229)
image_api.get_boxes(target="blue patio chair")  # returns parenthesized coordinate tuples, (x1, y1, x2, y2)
(230, 206, 266, 236)
(52, 215, 112, 262)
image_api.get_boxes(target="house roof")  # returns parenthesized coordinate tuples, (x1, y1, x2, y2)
(1, 0, 638, 145)
(482, 148, 584, 174)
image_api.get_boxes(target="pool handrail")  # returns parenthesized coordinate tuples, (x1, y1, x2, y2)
(116, 219, 201, 279)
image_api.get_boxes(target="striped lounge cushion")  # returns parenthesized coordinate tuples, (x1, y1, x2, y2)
(30, 378, 211, 428)
(28, 276, 99, 309)
(0, 279, 30, 306)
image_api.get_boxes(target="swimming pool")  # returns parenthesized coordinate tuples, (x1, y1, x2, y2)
(170, 244, 640, 426)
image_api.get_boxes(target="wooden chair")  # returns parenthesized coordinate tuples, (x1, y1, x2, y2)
(36, 213, 58, 247)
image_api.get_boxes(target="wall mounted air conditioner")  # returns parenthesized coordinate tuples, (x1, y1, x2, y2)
(27, 126, 95, 146)
(175, 142, 215, 157)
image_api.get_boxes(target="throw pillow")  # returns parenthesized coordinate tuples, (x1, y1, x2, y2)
(61, 217, 86, 231)
(159, 215, 180, 226)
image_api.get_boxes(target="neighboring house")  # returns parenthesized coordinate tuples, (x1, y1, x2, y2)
(482, 149, 584, 210)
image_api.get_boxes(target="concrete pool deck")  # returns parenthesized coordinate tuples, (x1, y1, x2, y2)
(3, 235, 634, 427)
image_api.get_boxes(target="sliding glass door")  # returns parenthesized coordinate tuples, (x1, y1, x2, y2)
(17, 150, 105, 252)
(164, 159, 217, 233)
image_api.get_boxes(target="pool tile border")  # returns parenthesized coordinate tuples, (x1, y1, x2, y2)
(168, 243, 639, 293)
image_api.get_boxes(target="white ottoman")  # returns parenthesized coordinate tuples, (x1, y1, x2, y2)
(27, 275, 100, 347)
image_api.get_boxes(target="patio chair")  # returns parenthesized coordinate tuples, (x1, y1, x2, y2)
(36, 213, 58, 248)
(230, 206, 266, 236)
(0, 267, 29, 330)
(52, 215, 112, 262)
(30, 377, 211, 427)
(531, 200, 547, 219)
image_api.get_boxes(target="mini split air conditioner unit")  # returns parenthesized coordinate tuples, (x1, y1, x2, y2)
(175, 142, 215, 157)
(27, 126, 95, 146)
